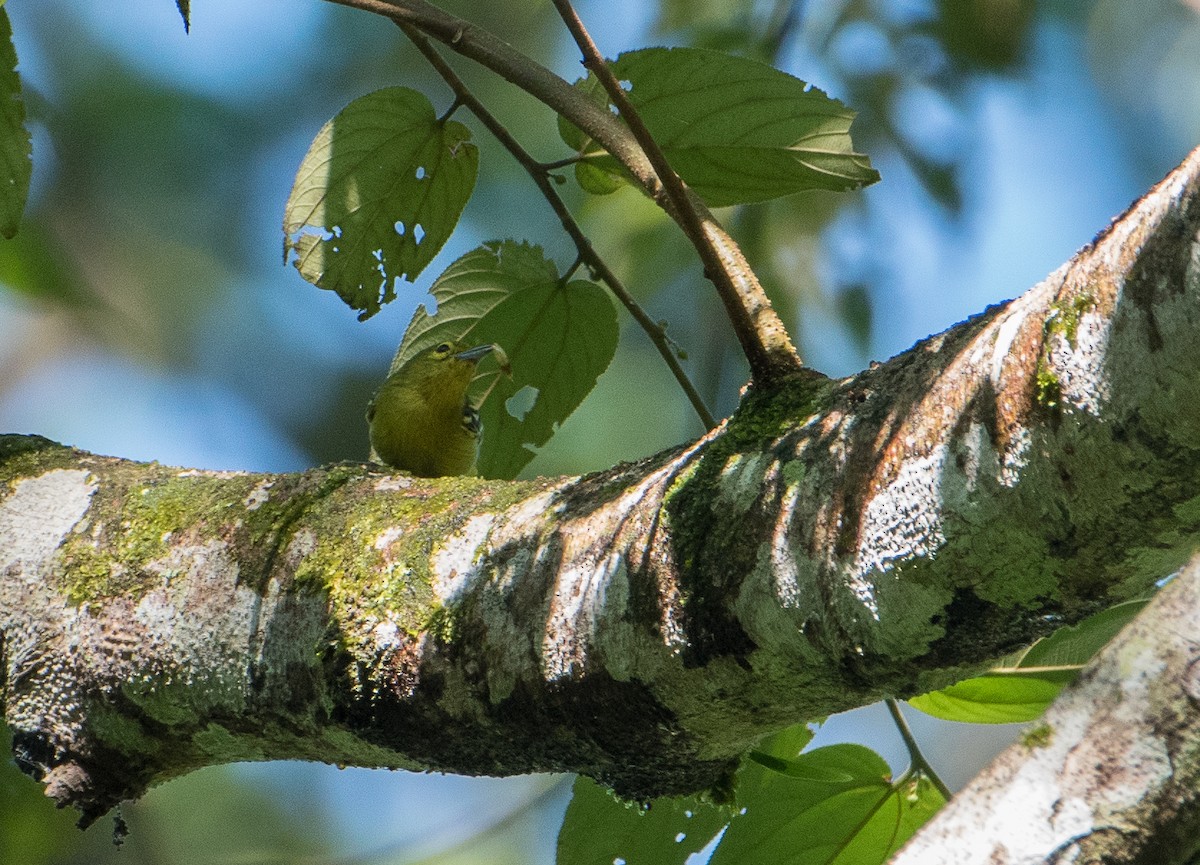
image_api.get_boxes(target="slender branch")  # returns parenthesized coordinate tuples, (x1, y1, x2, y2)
(324, 0, 804, 385)
(397, 22, 716, 429)
(885, 698, 952, 801)
(548, 0, 804, 383)
(325, 0, 655, 181)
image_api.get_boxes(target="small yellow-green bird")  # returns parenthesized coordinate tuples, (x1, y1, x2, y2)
(367, 341, 496, 477)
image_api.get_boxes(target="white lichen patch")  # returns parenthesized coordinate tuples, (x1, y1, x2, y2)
(373, 526, 405, 551)
(244, 480, 274, 511)
(487, 488, 564, 549)
(372, 619, 403, 651)
(998, 426, 1031, 487)
(716, 453, 768, 515)
(372, 475, 414, 492)
(0, 469, 96, 572)
(770, 483, 803, 609)
(851, 445, 949, 617)
(429, 513, 495, 602)
(1050, 310, 1112, 416)
(284, 527, 318, 568)
(988, 302, 1032, 389)
(543, 549, 625, 681)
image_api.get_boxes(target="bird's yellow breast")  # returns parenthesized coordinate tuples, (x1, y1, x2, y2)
(366, 341, 492, 477)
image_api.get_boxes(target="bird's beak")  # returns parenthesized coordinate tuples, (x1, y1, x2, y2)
(454, 344, 495, 363)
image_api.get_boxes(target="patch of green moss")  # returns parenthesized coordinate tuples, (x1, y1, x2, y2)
(296, 473, 546, 655)
(0, 435, 76, 486)
(1046, 293, 1094, 348)
(87, 701, 162, 757)
(1035, 367, 1061, 409)
(1021, 722, 1053, 749)
(56, 470, 263, 606)
(191, 723, 269, 763)
(661, 373, 835, 663)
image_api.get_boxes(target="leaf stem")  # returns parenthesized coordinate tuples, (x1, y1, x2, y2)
(397, 21, 717, 430)
(885, 698, 952, 801)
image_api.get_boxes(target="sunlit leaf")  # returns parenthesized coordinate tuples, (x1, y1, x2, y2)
(557, 777, 728, 865)
(283, 87, 478, 320)
(393, 240, 618, 479)
(713, 744, 944, 865)
(0, 7, 31, 239)
(909, 599, 1148, 723)
(560, 47, 879, 206)
(907, 674, 1066, 724)
(556, 729, 937, 865)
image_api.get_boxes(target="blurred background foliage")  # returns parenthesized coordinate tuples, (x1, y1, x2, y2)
(2, 0, 1199, 861)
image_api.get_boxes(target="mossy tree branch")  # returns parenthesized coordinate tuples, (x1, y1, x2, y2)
(3, 147, 1200, 828)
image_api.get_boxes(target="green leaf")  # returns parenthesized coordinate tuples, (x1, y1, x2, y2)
(713, 745, 944, 865)
(556, 74, 610, 154)
(0, 7, 31, 239)
(1016, 599, 1146, 668)
(574, 160, 624, 195)
(556, 733, 939, 865)
(557, 777, 728, 865)
(283, 87, 478, 320)
(176, 0, 190, 32)
(393, 240, 618, 479)
(561, 47, 878, 206)
(909, 599, 1148, 723)
(907, 675, 1066, 724)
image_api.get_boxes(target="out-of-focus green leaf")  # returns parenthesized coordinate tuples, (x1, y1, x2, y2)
(175, 0, 190, 32)
(909, 599, 1148, 722)
(574, 160, 624, 195)
(561, 47, 879, 206)
(712, 744, 944, 865)
(393, 240, 618, 479)
(283, 87, 478, 320)
(556, 722, 814, 865)
(0, 222, 83, 302)
(0, 7, 31, 239)
(934, 0, 1035, 70)
(557, 777, 728, 865)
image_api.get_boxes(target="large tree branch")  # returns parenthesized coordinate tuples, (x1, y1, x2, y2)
(3, 147, 1200, 826)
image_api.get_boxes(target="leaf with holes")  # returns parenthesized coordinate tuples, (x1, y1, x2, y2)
(559, 47, 878, 206)
(392, 240, 617, 479)
(557, 777, 728, 865)
(712, 745, 944, 865)
(283, 87, 478, 320)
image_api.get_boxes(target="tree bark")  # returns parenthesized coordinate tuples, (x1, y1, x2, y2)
(3, 146, 1200, 827)
(893, 553, 1200, 865)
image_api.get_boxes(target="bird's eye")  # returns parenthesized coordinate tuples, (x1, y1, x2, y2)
(435, 342, 452, 354)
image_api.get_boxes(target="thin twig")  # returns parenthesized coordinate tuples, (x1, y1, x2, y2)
(885, 698, 953, 801)
(548, 0, 804, 383)
(397, 21, 717, 429)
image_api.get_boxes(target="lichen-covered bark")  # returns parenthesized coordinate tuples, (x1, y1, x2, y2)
(892, 553, 1200, 865)
(2, 147, 1200, 826)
